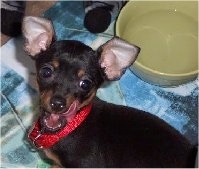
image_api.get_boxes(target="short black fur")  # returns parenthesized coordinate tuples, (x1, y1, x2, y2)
(34, 40, 197, 167)
(50, 98, 197, 167)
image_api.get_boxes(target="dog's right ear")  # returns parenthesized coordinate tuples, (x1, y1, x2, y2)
(22, 16, 55, 58)
(98, 37, 140, 80)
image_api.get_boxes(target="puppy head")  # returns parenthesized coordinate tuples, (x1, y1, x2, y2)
(22, 16, 140, 133)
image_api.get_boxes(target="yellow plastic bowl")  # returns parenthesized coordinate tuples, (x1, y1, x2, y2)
(116, 1, 198, 87)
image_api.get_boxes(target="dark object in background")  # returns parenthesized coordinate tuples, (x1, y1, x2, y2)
(1, 1, 25, 37)
(84, 1, 127, 33)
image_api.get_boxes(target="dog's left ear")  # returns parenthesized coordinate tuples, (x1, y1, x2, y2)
(22, 16, 55, 58)
(98, 37, 140, 80)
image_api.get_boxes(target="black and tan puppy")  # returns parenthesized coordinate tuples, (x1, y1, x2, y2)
(22, 16, 197, 167)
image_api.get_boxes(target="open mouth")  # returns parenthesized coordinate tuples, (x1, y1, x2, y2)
(41, 100, 80, 132)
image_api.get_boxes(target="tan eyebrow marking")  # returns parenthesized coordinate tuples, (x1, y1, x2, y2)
(77, 69, 85, 78)
(51, 59, 60, 69)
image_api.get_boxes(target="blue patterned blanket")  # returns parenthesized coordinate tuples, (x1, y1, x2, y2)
(1, 1, 198, 168)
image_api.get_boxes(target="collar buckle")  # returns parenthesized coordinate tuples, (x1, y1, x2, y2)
(28, 124, 44, 149)
(32, 132, 44, 149)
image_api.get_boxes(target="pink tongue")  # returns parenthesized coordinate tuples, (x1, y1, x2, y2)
(63, 100, 80, 122)
(45, 100, 79, 129)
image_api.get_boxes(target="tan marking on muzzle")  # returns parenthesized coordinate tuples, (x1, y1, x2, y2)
(40, 90, 53, 112)
(79, 88, 97, 109)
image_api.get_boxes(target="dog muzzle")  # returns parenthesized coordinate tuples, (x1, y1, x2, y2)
(28, 104, 92, 149)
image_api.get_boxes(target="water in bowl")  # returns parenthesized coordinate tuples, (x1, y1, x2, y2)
(122, 10, 198, 75)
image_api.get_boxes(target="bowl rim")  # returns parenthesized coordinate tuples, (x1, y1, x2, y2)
(133, 61, 198, 78)
(116, 1, 198, 78)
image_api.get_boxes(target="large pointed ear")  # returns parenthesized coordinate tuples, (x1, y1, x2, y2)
(22, 16, 55, 58)
(98, 37, 140, 80)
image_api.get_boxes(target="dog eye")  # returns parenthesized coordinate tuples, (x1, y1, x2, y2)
(39, 65, 54, 78)
(79, 79, 92, 91)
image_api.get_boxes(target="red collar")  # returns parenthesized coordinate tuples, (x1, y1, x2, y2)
(28, 104, 92, 149)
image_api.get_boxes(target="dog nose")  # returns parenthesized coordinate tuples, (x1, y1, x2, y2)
(50, 95, 66, 112)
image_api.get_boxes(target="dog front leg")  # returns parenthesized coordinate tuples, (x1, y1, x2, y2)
(44, 149, 62, 168)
